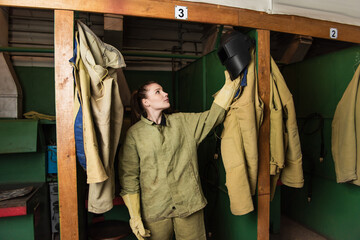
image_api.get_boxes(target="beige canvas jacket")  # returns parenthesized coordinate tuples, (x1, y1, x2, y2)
(220, 49, 264, 215)
(332, 64, 360, 186)
(270, 57, 304, 197)
(74, 21, 125, 213)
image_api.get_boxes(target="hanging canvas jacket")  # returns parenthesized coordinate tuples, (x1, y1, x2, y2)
(73, 20, 126, 213)
(221, 49, 264, 215)
(269, 57, 304, 198)
(332, 64, 360, 186)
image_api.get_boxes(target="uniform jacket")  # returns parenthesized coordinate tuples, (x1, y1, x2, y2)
(119, 103, 225, 222)
(220, 49, 264, 215)
(269, 57, 304, 197)
(332, 64, 360, 186)
(220, 52, 303, 215)
(73, 21, 125, 213)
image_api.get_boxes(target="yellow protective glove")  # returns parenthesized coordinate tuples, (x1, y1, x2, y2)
(122, 193, 151, 240)
(214, 70, 241, 110)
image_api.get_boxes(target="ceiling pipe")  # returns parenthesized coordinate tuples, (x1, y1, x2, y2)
(0, 46, 54, 53)
(123, 51, 200, 59)
(0, 47, 201, 59)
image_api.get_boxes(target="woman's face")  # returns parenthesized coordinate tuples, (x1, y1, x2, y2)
(142, 83, 170, 111)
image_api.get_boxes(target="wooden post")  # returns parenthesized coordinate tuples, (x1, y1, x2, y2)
(257, 29, 271, 240)
(54, 10, 79, 240)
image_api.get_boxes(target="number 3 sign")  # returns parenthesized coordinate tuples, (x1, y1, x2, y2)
(175, 5, 188, 20)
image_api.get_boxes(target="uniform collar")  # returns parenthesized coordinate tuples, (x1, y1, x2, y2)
(141, 114, 167, 126)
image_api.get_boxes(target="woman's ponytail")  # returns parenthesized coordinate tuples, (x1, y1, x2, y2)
(130, 90, 142, 125)
(130, 81, 156, 125)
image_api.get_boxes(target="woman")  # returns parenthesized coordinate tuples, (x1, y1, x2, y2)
(119, 71, 240, 240)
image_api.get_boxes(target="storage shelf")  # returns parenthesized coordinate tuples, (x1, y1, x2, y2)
(0, 183, 42, 218)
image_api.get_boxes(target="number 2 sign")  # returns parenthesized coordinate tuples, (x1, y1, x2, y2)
(175, 5, 188, 20)
(330, 28, 338, 39)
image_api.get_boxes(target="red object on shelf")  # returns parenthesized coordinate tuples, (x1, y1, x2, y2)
(0, 184, 41, 218)
(0, 206, 27, 217)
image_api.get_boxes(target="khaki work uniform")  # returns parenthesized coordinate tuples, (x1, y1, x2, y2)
(220, 52, 303, 215)
(144, 209, 206, 240)
(74, 21, 125, 213)
(119, 103, 225, 238)
(269, 57, 304, 197)
(332, 64, 360, 186)
(220, 49, 264, 215)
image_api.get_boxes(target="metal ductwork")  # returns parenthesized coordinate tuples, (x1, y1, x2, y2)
(0, 52, 23, 118)
(0, 8, 22, 118)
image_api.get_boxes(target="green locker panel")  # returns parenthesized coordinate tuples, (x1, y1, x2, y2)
(124, 70, 174, 106)
(204, 51, 226, 109)
(177, 58, 205, 112)
(14, 67, 55, 116)
(282, 46, 360, 240)
(0, 215, 35, 240)
(0, 120, 38, 154)
(0, 152, 46, 183)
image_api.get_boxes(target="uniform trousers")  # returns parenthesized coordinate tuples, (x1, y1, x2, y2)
(143, 210, 206, 240)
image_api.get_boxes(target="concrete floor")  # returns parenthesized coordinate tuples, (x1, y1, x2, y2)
(271, 216, 328, 240)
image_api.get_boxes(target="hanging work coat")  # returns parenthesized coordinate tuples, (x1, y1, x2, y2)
(221, 49, 264, 215)
(269, 57, 304, 197)
(332, 64, 360, 186)
(73, 20, 126, 213)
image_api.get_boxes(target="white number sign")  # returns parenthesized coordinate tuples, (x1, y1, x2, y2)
(175, 5, 188, 20)
(330, 28, 338, 39)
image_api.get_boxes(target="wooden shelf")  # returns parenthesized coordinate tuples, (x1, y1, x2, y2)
(0, 183, 42, 218)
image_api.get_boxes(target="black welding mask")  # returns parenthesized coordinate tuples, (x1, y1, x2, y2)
(217, 31, 253, 80)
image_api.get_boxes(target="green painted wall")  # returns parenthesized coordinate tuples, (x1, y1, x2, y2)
(177, 50, 258, 240)
(0, 215, 34, 239)
(0, 153, 46, 183)
(0, 119, 39, 154)
(14, 67, 55, 116)
(124, 70, 174, 106)
(177, 58, 205, 111)
(13, 66, 57, 144)
(281, 46, 360, 240)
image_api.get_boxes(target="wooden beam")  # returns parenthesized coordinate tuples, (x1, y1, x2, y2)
(0, 0, 359, 43)
(54, 10, 79, 240)
(237, 9, 359, 44)
(257, 29, 271, 240)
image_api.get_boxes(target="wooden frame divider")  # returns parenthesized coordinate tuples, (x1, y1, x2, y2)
(54, 10, 78, 240)
(257, 29, 271, 240)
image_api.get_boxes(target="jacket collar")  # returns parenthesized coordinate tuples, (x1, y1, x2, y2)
(141, 114, 168, 126)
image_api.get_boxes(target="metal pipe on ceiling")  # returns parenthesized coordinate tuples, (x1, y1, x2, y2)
(0, 47, 54, 53)
(123, 51, 200, 59)
(0, 47, 201, 59)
